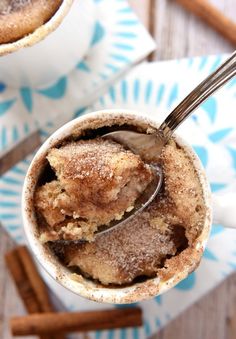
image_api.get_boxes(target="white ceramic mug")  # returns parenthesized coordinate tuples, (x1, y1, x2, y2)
(0, 0, 95, 88)
(22, 110, 235, 304)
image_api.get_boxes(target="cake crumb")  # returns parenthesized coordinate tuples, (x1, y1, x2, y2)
(35, 138, 153, 242)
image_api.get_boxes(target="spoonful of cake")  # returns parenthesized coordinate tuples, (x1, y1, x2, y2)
(102, 51, 236, 228)
(35, 52, 235, 243)
(105, 51, 236, 163)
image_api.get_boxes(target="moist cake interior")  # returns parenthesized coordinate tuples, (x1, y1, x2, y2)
(35, 137, 153, 242)
(34, 122, 206, 286)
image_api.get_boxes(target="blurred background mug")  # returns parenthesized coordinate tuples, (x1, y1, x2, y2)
(0, 0, 95, 88)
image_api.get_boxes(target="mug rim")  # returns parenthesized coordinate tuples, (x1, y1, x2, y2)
(0, 0, 74, 56)
(22, 109, 212, 304)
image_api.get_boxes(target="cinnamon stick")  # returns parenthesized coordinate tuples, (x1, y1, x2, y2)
(5, 248, 41, 314)
(15, 247, 66, 339)
(5, 246, 66, 339)
(11, 308, 143, 336)
(16, 246, 54, 313)
(174, 0, 236, 46)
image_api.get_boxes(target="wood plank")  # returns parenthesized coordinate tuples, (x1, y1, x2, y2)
(152, 0, 236, 60)
(151, 272, 236, 339)
(174, 0, 236, 46)
(0, 131, 41, 176)
(128, 0, 151, 28)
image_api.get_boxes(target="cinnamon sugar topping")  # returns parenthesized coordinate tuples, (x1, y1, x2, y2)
(35, 126, 206, 286)
(35, 138, 153, 242)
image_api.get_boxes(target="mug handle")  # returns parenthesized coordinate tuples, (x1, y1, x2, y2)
(212, 193, 236, 229)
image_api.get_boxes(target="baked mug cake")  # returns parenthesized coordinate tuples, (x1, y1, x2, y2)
(22, 110, 212, 303)
(0, 0, 95, 86)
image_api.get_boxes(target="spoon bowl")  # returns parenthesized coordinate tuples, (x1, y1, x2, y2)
(94, 51, 236, 236)
(52, 51, 236, 243)
(95, 163, 163, 237)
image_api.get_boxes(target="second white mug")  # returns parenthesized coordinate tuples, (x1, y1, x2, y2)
(0, 0, 95, 88)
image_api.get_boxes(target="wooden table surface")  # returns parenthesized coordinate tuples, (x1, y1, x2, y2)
(1, 1, 236, 338)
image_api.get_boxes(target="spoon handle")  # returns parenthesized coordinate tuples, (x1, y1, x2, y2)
(159, 51, 236, 140)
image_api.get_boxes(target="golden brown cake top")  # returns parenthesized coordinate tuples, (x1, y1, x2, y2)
(32, 111, 207, 287)
(35, 138, 153, 241)
(0, 0, 62, 44)
(54, 140, 206, 285)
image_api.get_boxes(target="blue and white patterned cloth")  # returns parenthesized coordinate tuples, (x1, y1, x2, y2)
(1, 53, 236, 339)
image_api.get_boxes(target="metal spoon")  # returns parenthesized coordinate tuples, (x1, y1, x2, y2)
(57, 52, 236, 243)
(98, 51, 236, 235)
